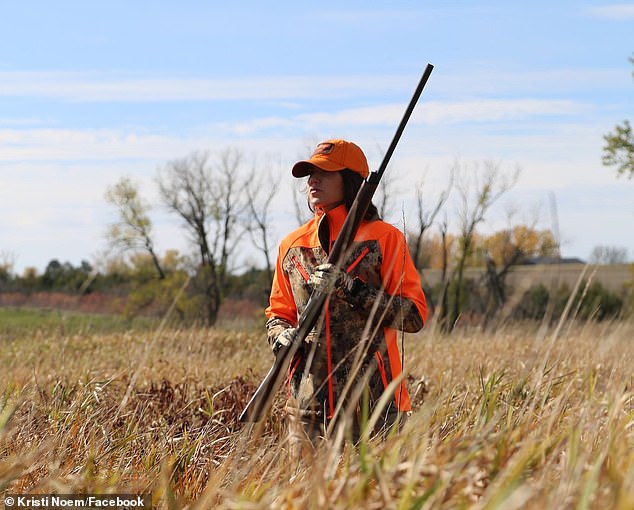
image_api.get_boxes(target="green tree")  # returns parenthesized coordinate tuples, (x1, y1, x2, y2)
(41, 259, 93, 292)
(105, 177, 165, 279)
(602, 54, 634, 179)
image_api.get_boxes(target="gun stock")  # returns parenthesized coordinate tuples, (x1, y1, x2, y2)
(239, 64, 434, 423)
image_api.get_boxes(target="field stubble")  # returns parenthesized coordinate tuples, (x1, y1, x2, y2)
(0, 318, 632, 509)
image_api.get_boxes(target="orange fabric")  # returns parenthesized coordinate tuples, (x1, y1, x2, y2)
(374, 351, 389, 389)
(346, 246, 370, 274)
(292, 139, 369, 178)
(384, 329, 410, 409)
(291, 255, 311, 283)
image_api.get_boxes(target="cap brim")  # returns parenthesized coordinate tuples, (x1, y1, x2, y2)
(291, 157, 345, 177)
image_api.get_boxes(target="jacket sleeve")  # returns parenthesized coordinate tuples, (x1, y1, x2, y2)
(342, 228, 428, 332)
(264, 243, 298, 344)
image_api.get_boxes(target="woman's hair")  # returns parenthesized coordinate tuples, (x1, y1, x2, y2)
(306, 169, 380, 221)
(340, 169, 380, 221)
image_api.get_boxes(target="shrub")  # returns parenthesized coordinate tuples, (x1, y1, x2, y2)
(514, 281, 625, 321)
(514, 284, 550, 320)
(575, 281, 624, 320)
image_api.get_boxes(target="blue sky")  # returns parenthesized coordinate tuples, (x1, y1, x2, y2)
(1, 1, 633, 274)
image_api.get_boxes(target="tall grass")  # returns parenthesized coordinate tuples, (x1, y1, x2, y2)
(1, 317, 632, 509)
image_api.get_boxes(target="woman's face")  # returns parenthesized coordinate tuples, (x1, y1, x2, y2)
(306, 168, 344, 211)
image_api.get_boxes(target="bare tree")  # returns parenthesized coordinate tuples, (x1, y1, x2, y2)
(433, 215, 452, 332)
(410, 173, 452, 270)
(448, 160, 519, 331)
(375, 167, 398, 221)
(211, 148, 249, 286)
(157, 151, 221, 325)
(105, 177, 165, 279)
(245, 163, 281, 284)
(157, 149, 252, 324)
(589, 245, 629, 265)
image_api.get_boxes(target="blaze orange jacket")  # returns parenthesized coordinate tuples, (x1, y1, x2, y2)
(266, 205, 428, 418)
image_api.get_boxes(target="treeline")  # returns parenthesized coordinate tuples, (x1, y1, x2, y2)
(0, 253, 272, 321)
(1, 252, 631, 327)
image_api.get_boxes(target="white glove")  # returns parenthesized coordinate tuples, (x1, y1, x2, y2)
(272, 328, 296, 355)
(309, 263, 350, 294)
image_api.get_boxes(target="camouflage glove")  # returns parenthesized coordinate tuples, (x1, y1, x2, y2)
(272, 327, 296, 355)
(309, 263, 354, 295)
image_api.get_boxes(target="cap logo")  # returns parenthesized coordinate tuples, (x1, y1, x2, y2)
(313, 142, 335, 155)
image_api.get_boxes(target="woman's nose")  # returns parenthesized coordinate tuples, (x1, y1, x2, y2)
(308, 172, 320, 184)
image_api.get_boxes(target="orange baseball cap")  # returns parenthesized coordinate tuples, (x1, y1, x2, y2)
(292, 139, 369, 179)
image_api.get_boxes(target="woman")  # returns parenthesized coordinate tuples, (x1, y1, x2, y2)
(266, 139, 428, 443)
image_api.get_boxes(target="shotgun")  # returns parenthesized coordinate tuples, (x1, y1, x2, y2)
(239, 64, 434, 423)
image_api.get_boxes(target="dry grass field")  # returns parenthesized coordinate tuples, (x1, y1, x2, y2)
(1, 313, 633, 509)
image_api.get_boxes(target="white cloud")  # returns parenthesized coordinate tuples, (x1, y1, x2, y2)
(431, 67, 630, 98)
(0, 72, 404, 102)
(419, 99, 586, 123)
(0, 96, 587, 165)
(585, 4, 634, 19)
(220, 117, 296, 135)
(0, 67, 627, 104)
(0, 128, 207, 161)
(220, 98, 587, 134)
(0, 118, 45, 127)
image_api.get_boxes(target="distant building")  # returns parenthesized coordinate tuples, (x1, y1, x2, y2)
(521, 256, 586, 265)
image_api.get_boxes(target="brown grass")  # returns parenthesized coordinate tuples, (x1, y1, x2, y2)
(1, 319, 633, 509)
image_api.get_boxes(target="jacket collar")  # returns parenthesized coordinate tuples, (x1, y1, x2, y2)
(315, 204, 348, 253)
